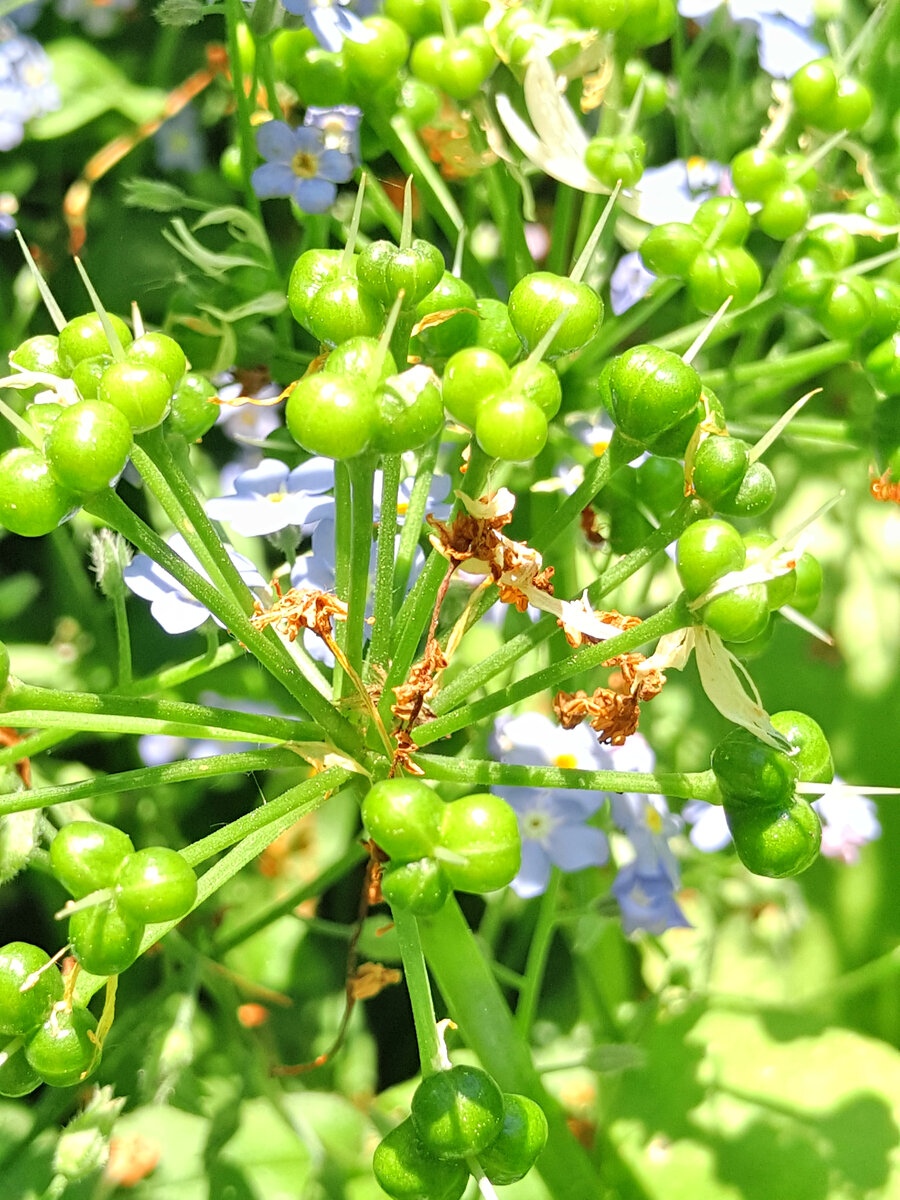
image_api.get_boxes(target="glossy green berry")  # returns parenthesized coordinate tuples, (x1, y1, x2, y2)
(68, 900, 145, 977)
(10, 334, 65, 401)
(510, 361, 562, 419)
(607, 344, 702, 444)
(411, 1065, 504, 1160)
(770, 710, 833, 784)
(381, 857, 451, 916)
(585, 133, 645, 189)
(782, 256, 832, 307)
(782, 153, 818, 191)
(688, 247, 761, 313)
(634, 455, 684, 517)
(742, 532, 795, 611)
(288, 248, 347, 326)
(99, 361, 172, 432)
(19, 402, 63, 447)
(622, 57, 667, 116)
(479, 1093, 549, 1185)
(476, 393, 548, 461)
(71, 354, 112, 401)
(789, 551, 823, 616)
(116, 847, 197, 924)
(442, 347, 510, 428)
(474, 298, 521, 362)
(127, 332, 187, 389)
(286, 46, 349, 108)
(44, 399, 132, 495)
(866, 335, 900, 393)
(374, 366, 445, 453)
(285, 373, 378, 460)
(0, 1043, 42, 1097)
(867, 279, 900, 345)
(344, 16, 409, 85)
(725, 794, 821, 878)
(0, 943, 64, 1037)
(508, 272, 604, 358)
(358, 239, 444, 308)
(676, 518, 745, 599)
(818, 77, 872, 133)
(0, 447, 76, 537)
(438, 793, 521, 893)
(730, 147, 786, 202)
(640, 222, 703, 278)
(58, 313, 132, 373)
(362, 778, 445, 861)
(397, 75, 441, 126)
(715, 460, 776, 518)
(50, 820, 134, 899)
(791, 58, 838, 117)
(701, 582, 770, 643)
(847, 191, 900, 250)
(412, 273, 479, 360)
(308, 277, 384, 347)
(325, 337, 397, 386)
(691, 196, 751, 247)
(817, 276, 876, 340)
(802, 223, 856, 271)
(410, 30, 496, 100)
(691, 436, 750, 507)
(711, 726, 799, 809)
(25, 1006, 99, 1087)
(167, 372, 220, 441)
(757, 184, 810, 240)
(373, 1118, 469, 1200)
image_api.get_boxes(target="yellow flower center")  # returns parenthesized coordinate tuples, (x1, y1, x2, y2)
(396, 501, 409, 516)
(292, 150, 320, 180)
(265, 491, 287, 503)
(646, 807, 663, 835)
(592, 440, 609, 457)
(553, 753, 577, 770)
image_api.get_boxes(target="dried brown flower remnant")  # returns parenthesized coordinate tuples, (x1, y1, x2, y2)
(349, 962, 402, 1001)
(250, 586, 347, 644)
(871, 467, 900, 504)
(392, 638, 448, 725)
(554, 688, 641, 746)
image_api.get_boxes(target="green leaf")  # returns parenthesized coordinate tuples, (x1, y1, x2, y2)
(193, 207, 272, 257)
(0, 572, 41, 621)
(209, 1097, 314, 1197)
(163, 219, 266, 280)
(122, 178, 210, 215)
(198, 293, 287, 323)
(608, 1003, 900, 1200)
(154, 0, 208, 26)
(29, 41, 166, 140)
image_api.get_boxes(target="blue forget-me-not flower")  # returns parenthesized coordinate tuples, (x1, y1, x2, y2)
(251, 120, 355, 214)
(206, 457, 335, 538)
(281, 0, 371, 54)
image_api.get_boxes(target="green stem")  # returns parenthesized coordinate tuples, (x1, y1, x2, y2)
(332, 461, 353, 700)
(364, 172, 404, 242)
(0, 727, 74, 771)
(0, 680, 320, 745)
(416, 756, 718, 801)
(429, 498, 703, 716)
(369, 454, 402, 672)
(111, 588, 132, 688)
(393, 908, 443, 1075)
(393, 435, 440, 609)
(530, 432, 632, 555)
(516, 870, 561, 1035)
(484, 162, 534, 291)
(224, 0, 264, 222)
(419, 898, 603, 1200)
(379, 443, 494, 724)
(0, 748, 302, 817)
(583, 278, 682, 364)
(122, 638, 245, 696)
(85, 490, 363, 758)
(73, 769, 355, 1007)
(701, 339, 853, 399)
(546, 186, 579, 276)
(346, 457, 376, 677)
(414, 597, 691, 745)
(212, 843, 368, 954)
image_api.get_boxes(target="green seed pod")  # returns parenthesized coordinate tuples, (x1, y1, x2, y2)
(607, 344, 702, 444)
(770, 710, 834, 784)
(357, 239, 445, 308)
(411, 1065, 504, 1160)
(711, 726, 799, 810)
(725, 794, 822, 878)
(381, 857, 452, 916)
(508, 272, 604, 358)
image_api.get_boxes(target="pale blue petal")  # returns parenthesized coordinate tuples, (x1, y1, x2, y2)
(256, 120, 298, 163)
(318, 147, 355, 184)
(150, 591, 210, 634)
(756, 15, 825, 78)
(252, 162, 296, 198)
(289, 457, 335, 494)
(548, 823, 609, 871)
(294, 175, 338, 214)
(511, 840, 552, 899)
(683, 801, 733, 853)
(233, 458, 292, 496)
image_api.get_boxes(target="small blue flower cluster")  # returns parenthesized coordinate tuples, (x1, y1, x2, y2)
(251, 107, 363, 214)
(0, 18, 60, 152)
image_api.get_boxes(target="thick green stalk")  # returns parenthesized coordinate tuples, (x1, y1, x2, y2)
(369, 453, 401, 671)
(346, 457, 376, 676)
(419, 899, 603, 1200)
(415, 756, 719, 801)
(332, 461, 353, 700)
(531, 434, 631, 556)
(700, 339, 853, 396)
(393, 435, 440, 609)
(393, 908, 443, 1076)
(224, 0, 264, 221)
(0, 680, 320, 745)
(0, 748, 302, 817)
(415, 597, 691, 745)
